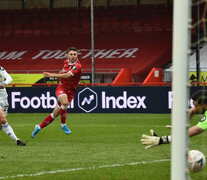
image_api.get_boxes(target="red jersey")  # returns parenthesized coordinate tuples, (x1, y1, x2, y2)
(59, 59, 82, 93)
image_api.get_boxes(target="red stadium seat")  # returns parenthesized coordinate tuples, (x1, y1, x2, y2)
(14, 29, 24, 37)
(0, 5, 173, 36)
(3, 30, 12, 37)
(0, 30, 3, 37)
(33, 29, 42, 36)
(23, 29, 33, 37)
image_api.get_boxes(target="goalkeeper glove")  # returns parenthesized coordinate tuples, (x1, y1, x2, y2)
(141, 129, 170, 149)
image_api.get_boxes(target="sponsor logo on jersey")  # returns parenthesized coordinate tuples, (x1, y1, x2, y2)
(200, 115, 206, 122)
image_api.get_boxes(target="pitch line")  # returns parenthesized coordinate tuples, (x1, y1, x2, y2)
(0, 159, 170, 179)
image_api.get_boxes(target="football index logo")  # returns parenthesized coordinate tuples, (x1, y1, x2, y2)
(78, 87, 98, 113)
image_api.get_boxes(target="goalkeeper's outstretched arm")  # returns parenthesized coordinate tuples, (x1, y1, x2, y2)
(142, 90, 207, 149)
(165, 107, 199, 129)
(141, 125, 204, 149)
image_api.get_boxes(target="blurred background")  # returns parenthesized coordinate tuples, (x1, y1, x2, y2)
(0, 0, 206, 85)
(0, 0, 175, 85)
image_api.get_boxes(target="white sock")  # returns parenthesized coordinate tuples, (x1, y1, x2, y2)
(61, 123, 66, 128)
(2, 123, 18, 141)
(61, 105, 68, 110)
(51, 113, 56, 119)
(168, 135, 172, 143)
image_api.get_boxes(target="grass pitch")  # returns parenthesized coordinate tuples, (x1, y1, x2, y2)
(0, 113, 206, 180)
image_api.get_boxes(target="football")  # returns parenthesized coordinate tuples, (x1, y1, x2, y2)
(188, 150, 206, 172)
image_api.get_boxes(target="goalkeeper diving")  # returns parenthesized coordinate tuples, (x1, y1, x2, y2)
(141, 90, 207, 149)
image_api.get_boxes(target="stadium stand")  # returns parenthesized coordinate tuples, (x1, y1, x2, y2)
(0, 5, 173, 82)
(0, 5, 173, 37)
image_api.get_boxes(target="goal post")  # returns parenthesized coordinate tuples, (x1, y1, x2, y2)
(171, 0, 191, 179)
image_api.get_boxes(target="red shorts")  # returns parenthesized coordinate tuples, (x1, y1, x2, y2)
(55, 85, 75, 103)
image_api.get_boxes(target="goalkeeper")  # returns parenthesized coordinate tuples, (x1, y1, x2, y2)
(141, 90, 207, 149)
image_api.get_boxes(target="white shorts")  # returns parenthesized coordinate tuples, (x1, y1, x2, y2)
(0, 98, 9, 116)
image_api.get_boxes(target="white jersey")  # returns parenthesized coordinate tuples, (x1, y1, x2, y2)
(0, 66, 13, 100)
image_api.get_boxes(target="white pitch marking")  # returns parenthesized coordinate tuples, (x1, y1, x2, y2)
(0, 159, 170, 179)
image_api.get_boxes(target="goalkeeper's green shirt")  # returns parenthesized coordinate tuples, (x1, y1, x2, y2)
(197, 110, 207, 131)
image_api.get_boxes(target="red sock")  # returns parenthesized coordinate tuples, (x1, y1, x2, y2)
(60, 107, 67, 124)
(40, 114, 55, 129)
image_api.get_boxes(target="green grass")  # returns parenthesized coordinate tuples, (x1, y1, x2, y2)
(0, 113, 206, 180)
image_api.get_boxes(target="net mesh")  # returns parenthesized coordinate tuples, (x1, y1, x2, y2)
(189, 0, 207, 84)
(189, 2, 207, 179)
(191, 0, 207, 47)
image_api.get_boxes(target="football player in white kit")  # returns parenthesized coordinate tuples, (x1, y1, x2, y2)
(0, 66, 25, 146)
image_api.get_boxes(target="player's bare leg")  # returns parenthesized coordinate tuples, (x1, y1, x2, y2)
(0, 109, 25, 146)
(59, 94, 71, 135)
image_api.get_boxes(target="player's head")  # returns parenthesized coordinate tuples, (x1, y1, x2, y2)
(67, 47, 78, 63)
(192, 90, 207, 113)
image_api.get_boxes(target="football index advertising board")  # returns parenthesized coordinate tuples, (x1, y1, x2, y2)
(7, 86, 201, 113)
(9, 73, 92, 87)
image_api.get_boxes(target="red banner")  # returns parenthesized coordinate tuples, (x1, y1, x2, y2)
(0, 32, 172, 76)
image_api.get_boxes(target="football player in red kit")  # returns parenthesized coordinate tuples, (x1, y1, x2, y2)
(31, 47, 82, 138)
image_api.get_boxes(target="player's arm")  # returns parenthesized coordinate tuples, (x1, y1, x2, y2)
(0, 68, 13, 89)
(166, 107, 199, 129)
(188, 107, 198, 120)
(43, 72, 72, 79)
(141, 130, 171, 149)
(141, 126, 204, 149)
(188, 125, 204, 137)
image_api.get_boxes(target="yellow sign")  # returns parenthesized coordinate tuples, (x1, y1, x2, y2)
(189, 72, 207, 83)
(9, 74, 44, 87)
(8, 73, 90, 87)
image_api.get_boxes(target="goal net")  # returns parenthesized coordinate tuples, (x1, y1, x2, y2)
(190, 0, 207, 83)
(191, 0, 207, 48)
(171, 0, 207, 180)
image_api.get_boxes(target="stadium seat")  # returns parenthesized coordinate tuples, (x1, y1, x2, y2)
(3, 30, 12, 37)
(14, 29, 24, 37)
(61, 24, 72, 35)
(13, 23, 22, 31)
(133, 26, 143, 32)
(143, 25, 154, 32)
(94, 27, 102, 34)
(0, 30, 3, 37)
(154, 25, 165, 32)
(42, 27, 52, 36)
(33, 29, 42, 36)
(122, 19, 131, 26)
(111, 21, 121, 29)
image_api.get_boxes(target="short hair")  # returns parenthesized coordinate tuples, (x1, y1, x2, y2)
(67, 47, 78, 53)
(192, 90, 207, 105)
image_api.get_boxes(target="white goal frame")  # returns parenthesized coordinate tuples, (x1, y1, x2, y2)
(171, 0, 191, 179)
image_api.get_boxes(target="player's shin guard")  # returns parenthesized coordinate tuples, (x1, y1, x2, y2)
(60, 105, 67, 124)
(40, 113, 56, 129)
